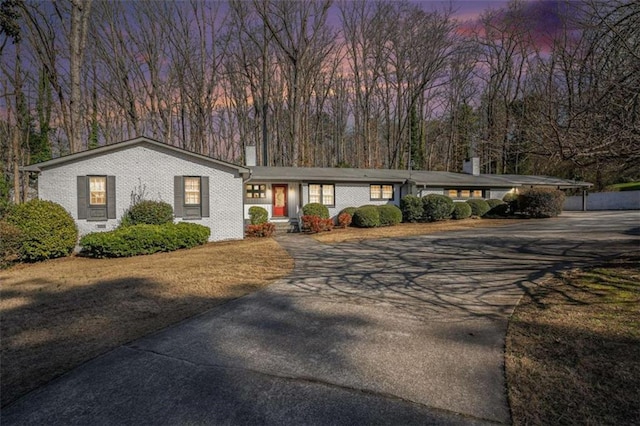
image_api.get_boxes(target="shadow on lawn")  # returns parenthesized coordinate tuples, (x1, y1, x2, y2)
(0, 275, 259, 408)
(2, 214, 638, 424)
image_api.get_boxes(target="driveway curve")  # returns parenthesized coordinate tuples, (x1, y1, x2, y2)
(3, 211, 638, 425)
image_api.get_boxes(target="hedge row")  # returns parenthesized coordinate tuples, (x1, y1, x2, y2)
(80, 222, 210, 258)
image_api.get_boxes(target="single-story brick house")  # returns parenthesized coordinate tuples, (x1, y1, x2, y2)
(22, 137, 250, 241)
(22, 137, 591, 240)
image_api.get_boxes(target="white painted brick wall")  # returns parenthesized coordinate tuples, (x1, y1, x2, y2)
(301, 183, 400, 218)
(38, 145, 244, 241)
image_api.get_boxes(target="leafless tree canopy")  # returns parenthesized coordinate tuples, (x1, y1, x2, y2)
(1, 0, 639, 200)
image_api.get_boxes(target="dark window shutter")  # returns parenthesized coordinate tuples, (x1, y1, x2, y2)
(174, 176, 184, 217)
(201, 176, 209, 217)
(107, 176, 116, 219)
(77, 176, 88, 219)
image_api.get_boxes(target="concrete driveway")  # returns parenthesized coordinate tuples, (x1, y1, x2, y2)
(3, 211, 638, 425)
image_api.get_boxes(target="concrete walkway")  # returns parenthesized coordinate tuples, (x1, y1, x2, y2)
(3, 211, 638, 425)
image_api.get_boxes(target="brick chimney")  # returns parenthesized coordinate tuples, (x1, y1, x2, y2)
(245, 145, 256, 167)
(463, 157, 480, 176)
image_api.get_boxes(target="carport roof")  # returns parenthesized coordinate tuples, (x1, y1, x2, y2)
(484, 174, 592, 189)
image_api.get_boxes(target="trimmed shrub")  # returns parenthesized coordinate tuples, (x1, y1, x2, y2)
(301, 215, 333, 233)
(503, 192, 519, 212)
(338, 212, 352, 228)
(518, 187, 565, 218)
(486, 199, 505, 209)
(248, 206, 269, 225)
(400, 195, 423, 223)
(5, 200, 78, 262)
(422, 194, 454, 221)
(80, 222, 210, 258)
(452, 202, 472, 220)
(121, 200, 173, 227)
(0, 220, 22, 266)
(302, 203, 329, 219)
(377, 205, 402, 226)
(339, 207, 357, 218)
(485, 203, 511, 218)
(246, 222, 276, 237)
(466, 199, 491, 217)
(352, 205, 380, 228)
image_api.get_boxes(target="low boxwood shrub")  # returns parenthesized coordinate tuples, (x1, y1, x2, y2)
(338, 212, 352, 228)
(422, 194, 454, 221)
(246, 222, 276, 237)
(301, 215, 333, 233)
(121, 200, 173, 227)
(503, 192, 519, 212)
(79, 222, 210, 258)
(518, 188, 565, 218)
(466, 199, 491, 217)
(339, 207, 357, 218)
(0, 220, 22, 266)
(486, 199, 505, 209)
(400, 195, 423, 223)
(377, 205, 402, 226)
(302, 203, 329, 219)
(452, 202, 472, 220)
(484, 203, 511, 218)
(248, 206, 269, 225)
(352, 205, 380, 228)
(5, 200, 78, 262)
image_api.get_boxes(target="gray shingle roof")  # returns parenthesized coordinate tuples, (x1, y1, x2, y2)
(21, 136, 250, 175)
(248, 167, 591, 188)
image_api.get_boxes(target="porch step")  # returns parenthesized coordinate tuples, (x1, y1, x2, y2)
(272, 220, 299, 234)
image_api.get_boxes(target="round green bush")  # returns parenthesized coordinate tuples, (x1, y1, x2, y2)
(5, 199, 78, 262)
(452, 202, 472, 220)
(0, 220, 22, 266)
(352, 205, 380, 228)
(248, 206, 269, 225)
(80, 222, 210, 258)
(377, 205, 402, 226)
(400, 195, 423, 223)
(121, 200, 173, 227)
(302, 203, 329, 219)
(422, 194, 454, 221)
(518, 188, 565, 218)
(485, 203, 511, 218)
(486, 199, 505, 209)
(466, 199, 491, 217)
(339, 207, 357, 217)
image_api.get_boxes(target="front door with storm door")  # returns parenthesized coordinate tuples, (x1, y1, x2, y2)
(272, 184, 288, 217)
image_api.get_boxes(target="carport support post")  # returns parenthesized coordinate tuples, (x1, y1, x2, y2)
(582, 189, 588, 211)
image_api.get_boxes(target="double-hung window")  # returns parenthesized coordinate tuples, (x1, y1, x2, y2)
(309, 184, 334, 206)
(77, 175, 115, 221)
(174, 176, 209, 219)
(370, 184, 394, 201)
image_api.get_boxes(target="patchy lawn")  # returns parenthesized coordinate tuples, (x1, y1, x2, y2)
(506, 257, 640, 425)
(0, 238, 293, 408)
(313, 218, 528, 243)
(606, 182, 640, 191)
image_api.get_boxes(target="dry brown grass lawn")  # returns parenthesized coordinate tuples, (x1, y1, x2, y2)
(313, 218, 527, 243)
(506, 256, 640, 425)
(0, 238, 293, 408)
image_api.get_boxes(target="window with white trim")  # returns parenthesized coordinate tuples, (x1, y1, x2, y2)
(309, 184, 334, 206)
(447, 189, 484, 199)
(370, 184, 394, 200)
(245, 184, 267, 199)
(184, 177, 201, 205)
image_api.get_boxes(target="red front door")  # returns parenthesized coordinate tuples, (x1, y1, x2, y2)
(272, 184, 288, 217)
